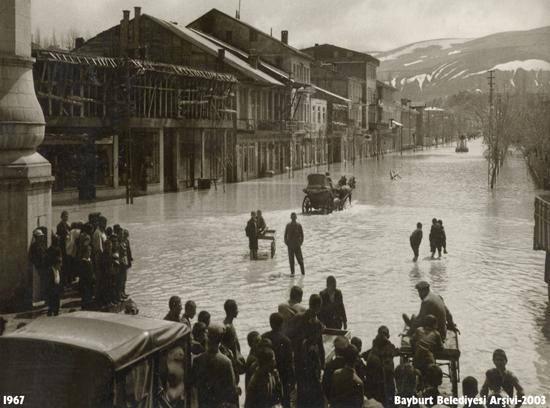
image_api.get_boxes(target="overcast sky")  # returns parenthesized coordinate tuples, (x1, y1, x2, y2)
(31, 0, 550, 51)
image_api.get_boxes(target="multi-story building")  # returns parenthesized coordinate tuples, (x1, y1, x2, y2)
(309, 61, 367, 161)
(35, 7, 315, 202)
(301, 44, 379, 150)
(188, 9, 316, 172)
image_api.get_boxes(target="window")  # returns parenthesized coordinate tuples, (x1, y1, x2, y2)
(226, 30, 232, 42)
(333, 50, 339, 58)
(322, 107, 326, 123)
(249, 30, 258, 42)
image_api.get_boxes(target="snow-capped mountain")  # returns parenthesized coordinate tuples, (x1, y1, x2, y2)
(376, 26, 550, 101)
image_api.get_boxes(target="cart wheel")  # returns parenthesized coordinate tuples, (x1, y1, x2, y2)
(326, 197, 333, 214)
(271, 240, 276, 258)
(302, 196, 312, 214)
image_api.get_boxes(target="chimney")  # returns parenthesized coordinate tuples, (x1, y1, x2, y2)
(281, 30, 288, 45)
(120, 10, 130, 54)
(249, 49, 259, 69)
(133, 6, 141, 50)
(74, 37, 85, 49)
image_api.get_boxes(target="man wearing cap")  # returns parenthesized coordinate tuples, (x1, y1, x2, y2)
(284, 212, 305, 276)
(403, 281, 457, 341)
(480, 349, 524, 407)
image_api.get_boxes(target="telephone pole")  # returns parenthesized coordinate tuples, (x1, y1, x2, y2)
(488, 70, 495, 188)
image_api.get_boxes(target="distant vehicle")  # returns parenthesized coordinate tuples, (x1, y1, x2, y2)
(302, 173, 355, 214)
(456, 135, 469, 153)
(0, 311, 190, 408)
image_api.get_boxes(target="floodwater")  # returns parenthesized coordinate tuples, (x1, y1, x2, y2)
(60, 139, 550, 395)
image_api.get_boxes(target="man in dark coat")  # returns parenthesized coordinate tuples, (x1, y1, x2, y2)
(429, 218, 442, 259)
(288, 294, 325, 408)
(410, 222, 423, 262)
(263, 312, 296, 408)
(245, 347, 284, 408)
(319, 275, 347, 329)
(46, 256, 63, 316)
(284, 212, 305, 275)
(56, 210, 70, 286)
(328, 345, 365, 408)
(245, 211, 258, 260)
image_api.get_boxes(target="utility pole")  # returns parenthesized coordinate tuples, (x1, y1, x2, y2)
(488, 70, 495, 188)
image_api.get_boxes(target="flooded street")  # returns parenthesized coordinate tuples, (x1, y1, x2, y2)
(60, 139, 550, 394)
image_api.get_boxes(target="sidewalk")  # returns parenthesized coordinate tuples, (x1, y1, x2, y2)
(0, 286, 130, 335)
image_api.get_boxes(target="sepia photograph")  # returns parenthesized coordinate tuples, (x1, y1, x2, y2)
(0, 0, 549, 407)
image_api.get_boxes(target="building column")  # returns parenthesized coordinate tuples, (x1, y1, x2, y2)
(113, 134, 119, 188)
(0, 0, 53, 311)
(159, 128, 164, 192)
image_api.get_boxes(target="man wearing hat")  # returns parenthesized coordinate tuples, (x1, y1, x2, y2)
(403, 281, 457, 340)
(284, 212, 305, 275)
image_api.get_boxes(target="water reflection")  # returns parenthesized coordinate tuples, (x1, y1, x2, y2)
(60, 140, 549, 393)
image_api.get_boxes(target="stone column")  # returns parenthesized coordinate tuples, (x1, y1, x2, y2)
(0, 0, 53, 311)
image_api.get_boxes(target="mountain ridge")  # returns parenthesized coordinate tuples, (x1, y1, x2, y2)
(374, 25, 550, 101)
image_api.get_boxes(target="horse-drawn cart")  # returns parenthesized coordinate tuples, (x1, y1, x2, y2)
(302, 174, 355, 214)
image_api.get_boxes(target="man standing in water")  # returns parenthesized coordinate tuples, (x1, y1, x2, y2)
(429, 218, 442, 259)
(410, 222, 423, 262)
(284, 212, 305, 276)
(245, 211, 258, 260)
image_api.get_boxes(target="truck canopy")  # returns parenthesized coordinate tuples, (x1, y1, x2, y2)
(0, 311, 189, 408)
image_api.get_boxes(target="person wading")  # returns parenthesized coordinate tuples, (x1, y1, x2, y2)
(284, 212, 305, 276)
(410, 222, 423, 262)
(245, 211, 259, 260)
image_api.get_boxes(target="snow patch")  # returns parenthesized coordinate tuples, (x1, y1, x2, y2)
(464, 70, 488, 78)
(406, 73, 432, 89)
(404, 59, 423, 66)
(432, 61, 458, 79)
(391, 77, 397, 88)
(450, 69, 468, 80)
(440, 67, 457, 80)
(491, 59, 550, 72)
(379, 38, 470, 61)
(535, 79, 540, 87)
(448, 50, 462, 55)
(475, 89, 483, 93)
(509, 78, 516, 87)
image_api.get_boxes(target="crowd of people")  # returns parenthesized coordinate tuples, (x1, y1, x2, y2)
(162, 277, 524, 408)
(28, 210, 133, 315)
(409, 219, 447, 262)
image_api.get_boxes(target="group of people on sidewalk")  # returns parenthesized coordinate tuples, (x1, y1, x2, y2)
(409, 219, 448, 262)
(28, 210, 133, 315)
(161, 276, 523, 408)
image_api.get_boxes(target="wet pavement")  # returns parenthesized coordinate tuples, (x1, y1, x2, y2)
(59, 139, 550, 394)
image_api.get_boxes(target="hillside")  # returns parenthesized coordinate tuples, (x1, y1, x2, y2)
(376, 26, 550, 101)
